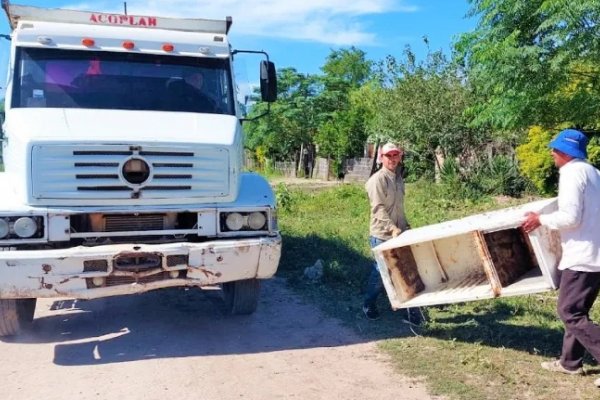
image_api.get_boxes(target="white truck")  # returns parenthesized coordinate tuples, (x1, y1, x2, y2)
(0, 1, 281, 336)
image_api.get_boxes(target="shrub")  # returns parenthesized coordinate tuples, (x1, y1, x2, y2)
(515, 126, 557, 195)
(439, 154, 528, 200)
(255, 145, 267, 170)
(275, 183, 293, 212)
(469, 155, 528, 198)
(404, 150, 435, 182)
(439, 157, 461, 184)
(588, 135, 600, 169)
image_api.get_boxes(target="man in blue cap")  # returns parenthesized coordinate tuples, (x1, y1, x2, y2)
(521, 129, 600, 388)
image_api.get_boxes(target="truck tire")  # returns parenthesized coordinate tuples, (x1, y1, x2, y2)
(222, 279, 260, 315)
(0, 298, 37, 337)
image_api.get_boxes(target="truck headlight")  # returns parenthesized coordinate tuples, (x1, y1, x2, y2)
(225, 212, 244, 231)
(13, 217, 39, 238)
(219, 210, 270, 233)
(0, 215, 45, 241)
(0, 218, 9, 239)
(247, 212, 266, 230)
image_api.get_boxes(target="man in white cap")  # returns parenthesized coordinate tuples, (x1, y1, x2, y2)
(521, 129, 600, 388)
(363, 142, 421, 323)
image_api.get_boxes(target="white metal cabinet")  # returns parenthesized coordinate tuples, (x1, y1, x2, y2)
(373, 198, 561, 309)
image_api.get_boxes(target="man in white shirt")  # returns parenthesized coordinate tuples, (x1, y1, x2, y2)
(521, 129, 600, 387)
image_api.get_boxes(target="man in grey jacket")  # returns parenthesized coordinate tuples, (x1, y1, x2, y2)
(363, 143, 421, 323)
(522, 129, 600, 388)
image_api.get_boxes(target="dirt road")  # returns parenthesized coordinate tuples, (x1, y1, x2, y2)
(1, 278, 437, 400)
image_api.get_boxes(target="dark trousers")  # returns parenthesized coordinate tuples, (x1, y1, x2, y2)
(558, 269, 600, 369)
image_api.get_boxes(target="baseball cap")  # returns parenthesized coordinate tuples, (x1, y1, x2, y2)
(380, 143, 401, 156)
(549, 129, 588, 159)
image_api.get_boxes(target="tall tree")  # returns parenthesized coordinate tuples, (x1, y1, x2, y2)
(456, 0, 600, 130)
(373, 46, 485, 176)
(245, 68, 319, 162)
(314, 47, 374, 166)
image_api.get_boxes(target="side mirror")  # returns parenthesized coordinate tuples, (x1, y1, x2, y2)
(0, 111, 4, 140)
(260, 60, 277, 103)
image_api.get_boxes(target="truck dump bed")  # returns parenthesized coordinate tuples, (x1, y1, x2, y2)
(373, 198, 561, 309)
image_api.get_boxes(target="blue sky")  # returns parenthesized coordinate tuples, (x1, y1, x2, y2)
(0, 0, 476, 91)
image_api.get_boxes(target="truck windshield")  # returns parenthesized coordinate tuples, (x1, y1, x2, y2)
(12, 47, 235, 115)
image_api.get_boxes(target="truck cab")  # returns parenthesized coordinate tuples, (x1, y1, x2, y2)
(0, 1, 281, 336)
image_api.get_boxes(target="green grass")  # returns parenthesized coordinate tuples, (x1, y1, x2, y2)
(276, 180, 600, 400)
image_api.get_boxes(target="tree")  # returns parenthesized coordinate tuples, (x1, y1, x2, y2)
(456, 0, 600, 130)
(245, 68, 320, 164)
(313, 47, 374, 167)
(372, 46, 486, 178)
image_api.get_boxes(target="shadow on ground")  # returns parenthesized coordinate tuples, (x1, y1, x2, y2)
(422, 300, 599, 363)
(0, 234, 418, 366)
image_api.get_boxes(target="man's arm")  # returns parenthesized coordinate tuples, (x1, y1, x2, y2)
(522, 167, 585, 232)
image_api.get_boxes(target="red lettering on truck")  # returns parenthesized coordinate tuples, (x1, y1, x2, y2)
(89, 13, 158, 27)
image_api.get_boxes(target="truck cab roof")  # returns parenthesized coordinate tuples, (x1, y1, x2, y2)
(3, 1, 231, 57)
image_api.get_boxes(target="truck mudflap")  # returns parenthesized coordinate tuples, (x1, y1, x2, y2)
(0, 235, 281, 299)
(373, 198, 562, 309)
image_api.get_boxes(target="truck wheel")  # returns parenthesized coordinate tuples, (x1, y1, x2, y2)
(222, 279, 260, 315)
(0, 298, 37, 337)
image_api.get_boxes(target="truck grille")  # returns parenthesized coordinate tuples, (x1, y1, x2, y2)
(105, 214, 165, 231)
(31, 145, 230, 201)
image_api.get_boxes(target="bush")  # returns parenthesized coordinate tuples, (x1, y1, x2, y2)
(275, 183, 293, 212)
(515, 126, 557, 195)
(469, 155, 528, 198)
(439, 155, 528, 200)
(439, 157, 461, 184)
(588, 135, 600, 169)
(404, 150, 435, 182)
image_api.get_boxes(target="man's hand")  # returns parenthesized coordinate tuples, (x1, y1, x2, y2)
(521, 211, 542, 233)
(391, 227, 402, 237)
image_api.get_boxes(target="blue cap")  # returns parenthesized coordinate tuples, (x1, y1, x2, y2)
(549, 129, 588, 159)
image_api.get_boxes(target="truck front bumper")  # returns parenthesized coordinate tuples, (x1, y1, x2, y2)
(0, 235, 281, 299)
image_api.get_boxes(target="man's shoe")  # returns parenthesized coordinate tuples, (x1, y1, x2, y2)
(594, 377, 600, 388)
(362, 304, 380, 320)
(540, 360, 583, 375)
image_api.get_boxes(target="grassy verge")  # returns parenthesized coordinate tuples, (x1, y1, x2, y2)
(276, 180, 600, 400)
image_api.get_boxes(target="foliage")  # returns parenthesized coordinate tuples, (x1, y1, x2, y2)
(245, 48, 375, 170)
(320, 47, 373, 88)
(456, 0, 600, 130)
(402, 149, 435, 182)
(469, 155, 529, 197)
(245, 68, 320, 161)
(588, 135, 600, 169)
(515, 126, 557, 194)
(313, 48, 374, 164)
(274, 183, 293, 212)
(372, 45, 489, 178)
(439, 154, 528, 200)
(439, 157, 462, 184)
